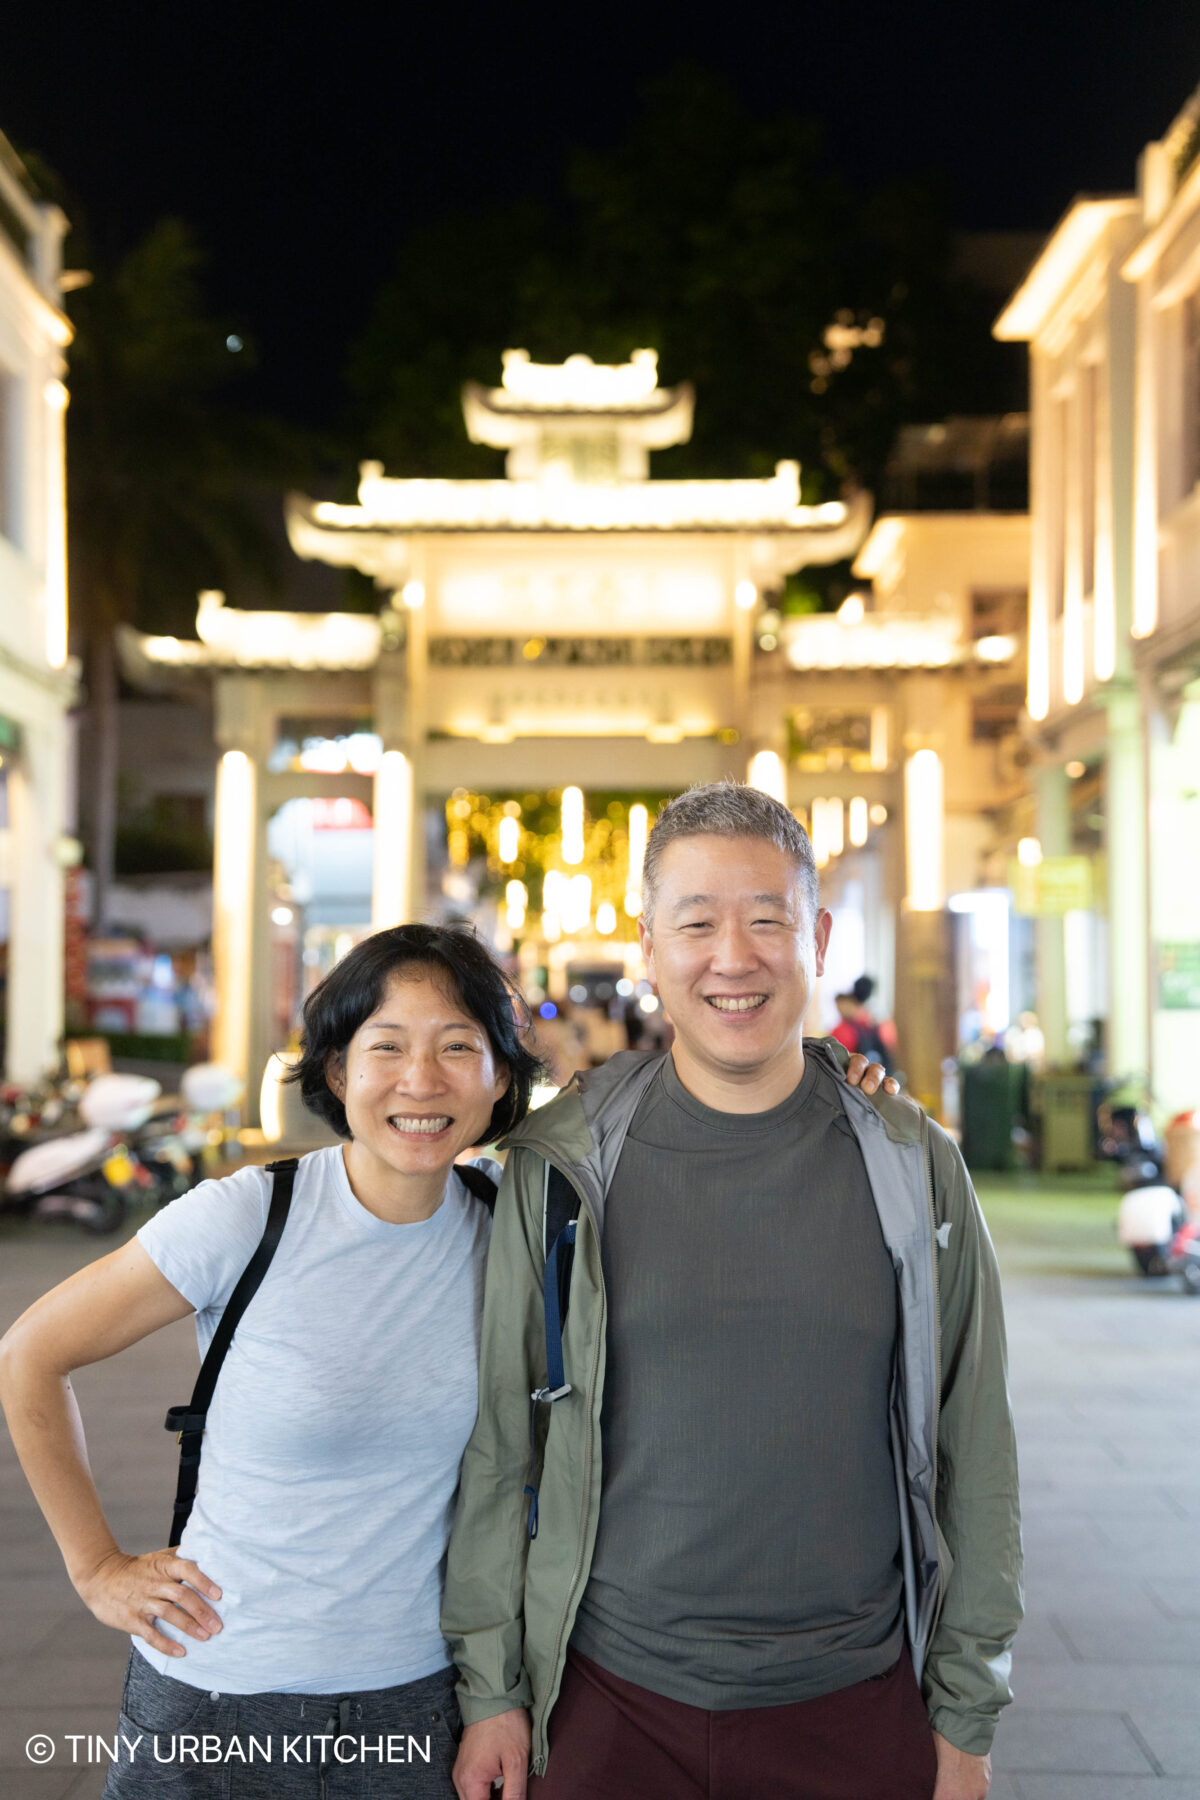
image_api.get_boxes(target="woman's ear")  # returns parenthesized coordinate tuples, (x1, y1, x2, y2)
(324, 1049, 347, 1102)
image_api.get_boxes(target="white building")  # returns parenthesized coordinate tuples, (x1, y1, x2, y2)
(996, 84, 1200, 1106)
(1123, 91, 1200, 1111)
(0, 135, 73, 1080)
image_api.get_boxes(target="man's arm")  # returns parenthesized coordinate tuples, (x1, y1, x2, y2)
(442, 1146, 547, 1723)
(924, 1122, 1024, 1760)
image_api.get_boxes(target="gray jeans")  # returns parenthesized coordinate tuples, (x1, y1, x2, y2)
(101, 1649, 461, 1798)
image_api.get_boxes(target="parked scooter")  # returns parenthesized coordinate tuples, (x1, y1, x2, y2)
(1100, 1085, 1187, 1277)
(3, 1073, 163, 1234)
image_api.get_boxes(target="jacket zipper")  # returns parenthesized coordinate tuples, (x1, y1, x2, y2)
(919, 1113, 947, 1633)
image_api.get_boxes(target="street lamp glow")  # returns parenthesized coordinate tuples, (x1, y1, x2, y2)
(561, 786, 585, 865)
(213, 750, 256, 1079)
(596, 900, 617, 935)
(848, 795, 869, 847)
(401, 579, 425, 610)
(505, 877, 528, 929)
(904, 750, 945, 911)
(625, 801, 648, 915)
(1017, 836, 1043, 868)
(562, 874, 592, 934)
(371, 750, 413, 927)
(498, 814, 519, 863)
(735, 579, 758, 611)
(748, 750, 787, 804)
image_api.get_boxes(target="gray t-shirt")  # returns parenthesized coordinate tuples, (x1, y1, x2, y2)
(571, 1052, 903, 1708)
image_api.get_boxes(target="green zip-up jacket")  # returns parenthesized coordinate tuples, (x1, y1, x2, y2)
(442, 1041, 1023, 1772)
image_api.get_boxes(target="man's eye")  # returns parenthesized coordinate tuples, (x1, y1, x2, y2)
(680, 920, 711, 931)
(444, 1041, 478, 1053)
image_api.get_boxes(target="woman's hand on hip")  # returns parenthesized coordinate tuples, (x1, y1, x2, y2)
(74, 1546, 223, 1657)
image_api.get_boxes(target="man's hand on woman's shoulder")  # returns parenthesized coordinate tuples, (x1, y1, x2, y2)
(844, 1050, 900, 1097)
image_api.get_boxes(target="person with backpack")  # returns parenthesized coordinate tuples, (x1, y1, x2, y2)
(444, 784, 1021, 1800)
(0, 924, 541, 1798)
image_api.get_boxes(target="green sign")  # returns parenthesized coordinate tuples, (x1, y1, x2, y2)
(1158, 942, 1200, 1011)
(1009, 855, 1094, 917)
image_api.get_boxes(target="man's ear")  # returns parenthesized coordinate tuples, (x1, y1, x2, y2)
(813, 907, 833, 978)
(324, 1049, 346, 1102)
(637, 914, 657, 989)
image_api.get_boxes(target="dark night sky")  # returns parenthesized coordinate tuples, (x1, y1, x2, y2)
(3, 1, 1199, 425)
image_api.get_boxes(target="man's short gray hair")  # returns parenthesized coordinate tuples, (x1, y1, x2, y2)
(642, 781, 820, 923)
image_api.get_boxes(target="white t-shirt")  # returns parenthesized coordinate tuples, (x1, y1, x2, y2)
(134, 1145, 493, 1694)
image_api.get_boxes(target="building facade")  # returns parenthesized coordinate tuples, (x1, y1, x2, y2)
(126, 353, 1038, 1118)
(0, 135, 73, 1080)
(996, 84, 1200, 1110)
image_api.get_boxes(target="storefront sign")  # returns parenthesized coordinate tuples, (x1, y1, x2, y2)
(1158, 942, 1200, 1011)
(1008, 854, 1094, 917)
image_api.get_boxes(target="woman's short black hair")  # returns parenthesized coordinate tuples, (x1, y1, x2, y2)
(286, 922, 543, 1143)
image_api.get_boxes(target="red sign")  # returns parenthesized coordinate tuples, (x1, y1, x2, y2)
(310, 797, 373, 831)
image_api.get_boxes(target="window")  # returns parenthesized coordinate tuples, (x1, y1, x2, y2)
(970, 589, 1027, 640)
(971, 686, 1025, 742)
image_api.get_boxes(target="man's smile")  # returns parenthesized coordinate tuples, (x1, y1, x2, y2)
(705, 994, 768, 1014)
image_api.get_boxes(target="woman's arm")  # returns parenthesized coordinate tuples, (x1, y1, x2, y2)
(0, 1238, 225, 1657)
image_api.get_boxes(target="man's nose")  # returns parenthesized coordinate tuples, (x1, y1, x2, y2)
(709, 920, 758, 971)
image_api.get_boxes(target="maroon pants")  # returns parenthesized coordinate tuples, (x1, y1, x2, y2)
(528, 1647, 938, 1800)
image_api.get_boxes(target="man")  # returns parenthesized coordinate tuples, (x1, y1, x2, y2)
(444, 783, 1022, 1800)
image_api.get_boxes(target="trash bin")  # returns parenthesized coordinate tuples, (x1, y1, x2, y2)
(960, 1059, 1028, 1171)
(1032, 1074, 1096, 1171)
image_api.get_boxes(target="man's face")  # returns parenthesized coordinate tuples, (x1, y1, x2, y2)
(638, 833, 832, 1091)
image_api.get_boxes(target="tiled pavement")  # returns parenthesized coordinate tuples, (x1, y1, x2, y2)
(2, 1178, 1199, 1798)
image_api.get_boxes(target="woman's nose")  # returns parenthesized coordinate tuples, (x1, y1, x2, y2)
(393, 1053, 445, 1094)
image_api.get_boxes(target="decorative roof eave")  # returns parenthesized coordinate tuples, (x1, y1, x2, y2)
(993, 196, 1139, 341)
(120, 593, 382, 674)
(462, 380, 695, 448)
(780, 610, 966, 671)
(1122, 150, 1200, 285)
(290, 464, 867, 536)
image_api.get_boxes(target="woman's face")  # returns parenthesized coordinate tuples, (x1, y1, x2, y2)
(326, 968, 510, 1183)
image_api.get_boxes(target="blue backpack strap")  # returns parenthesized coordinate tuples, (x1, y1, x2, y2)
(524, 1163, 580, 1539)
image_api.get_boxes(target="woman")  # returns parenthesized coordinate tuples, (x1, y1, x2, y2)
(0, 922, 539, 1798)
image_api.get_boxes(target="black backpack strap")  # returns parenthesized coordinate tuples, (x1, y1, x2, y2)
(455, 1161, 498, 1213)
(163, 1158, 298, 1548)
(524, 1163, 582, 1540)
